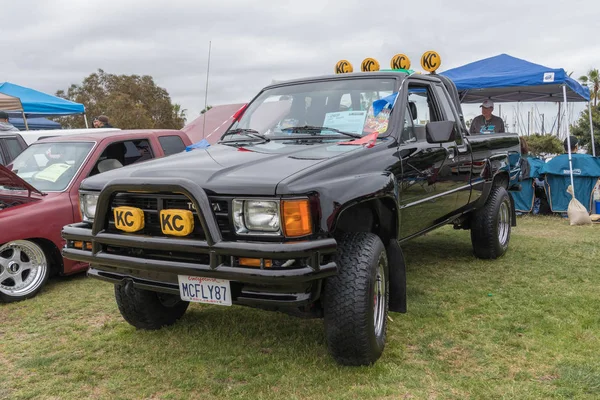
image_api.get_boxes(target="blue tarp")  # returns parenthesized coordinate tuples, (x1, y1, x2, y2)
(441, 54, 590, 103)
(540, 154, 600, 212)
(8, 117, 61, 131)
(511, 157, 545, 212)
(0, 82, 85, 116)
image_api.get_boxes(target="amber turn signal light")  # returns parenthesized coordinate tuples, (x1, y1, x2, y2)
(239, 258, 272, 268)
(282, 199, 312, 237)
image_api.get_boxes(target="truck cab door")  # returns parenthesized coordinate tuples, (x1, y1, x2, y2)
(432, 84, 472, 209)
(397, 80, 471, 239)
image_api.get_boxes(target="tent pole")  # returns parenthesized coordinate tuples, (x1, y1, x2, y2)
(83, 113, 89, 128)
(21, 111, 29, 131)
(563, 85, 575, 193)
(589, 101, 596, 157)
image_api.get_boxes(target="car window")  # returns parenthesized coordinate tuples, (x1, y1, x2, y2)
(434, 85, 463, 144)
(90, 139, 154, 176)
(10, 141, 94, 192)
(0, 147, 5, 165)
(401, 104, 416, 143)
(232, 78, 398, 137)
(159, 135, 186, 156)
(5, 138, 25, 160)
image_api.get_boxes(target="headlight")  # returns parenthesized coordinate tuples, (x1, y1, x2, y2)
(232, 198, 312, 237)
(233, 199, 280, 234)
(79, 192, 100, 222)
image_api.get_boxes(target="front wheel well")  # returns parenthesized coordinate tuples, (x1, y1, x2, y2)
(29, 238, 63, 276)
(333, 198, 398, 244)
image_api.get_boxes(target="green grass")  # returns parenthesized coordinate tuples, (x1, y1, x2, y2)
(1, 216, 599, 399)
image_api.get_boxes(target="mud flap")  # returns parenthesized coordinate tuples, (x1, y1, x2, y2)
(386, 239, 406, 313)
(508, 192, 517, 227)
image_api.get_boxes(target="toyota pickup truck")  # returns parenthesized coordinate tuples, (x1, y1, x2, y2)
(62, 69, 521, 366)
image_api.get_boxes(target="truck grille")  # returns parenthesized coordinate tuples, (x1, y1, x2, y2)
(107, 193, 231, 239)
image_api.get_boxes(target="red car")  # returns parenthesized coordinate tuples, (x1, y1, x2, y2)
(0, 129, 192, 302)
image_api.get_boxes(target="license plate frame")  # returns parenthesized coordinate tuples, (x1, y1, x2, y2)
(177, 275, 232, 306)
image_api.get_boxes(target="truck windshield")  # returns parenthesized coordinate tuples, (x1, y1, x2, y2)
(230, 78, 398, 139)
(9, 142, 94, 192)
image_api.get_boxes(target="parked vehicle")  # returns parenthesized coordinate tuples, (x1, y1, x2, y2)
(18, 128, 120, 146)
(0, 132, 27, 165)
(0, 129, 191, 302)
(62, 59, 522, 366)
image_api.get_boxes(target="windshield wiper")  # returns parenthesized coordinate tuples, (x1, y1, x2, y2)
(281, 126, 362, 139)
(221, 128, 270, 143)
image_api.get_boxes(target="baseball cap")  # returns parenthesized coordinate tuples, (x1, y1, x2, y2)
(0, 111, 9, 119)
(480, 100, 494, 109)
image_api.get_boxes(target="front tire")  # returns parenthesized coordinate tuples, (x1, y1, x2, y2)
(470, 186, 512, 259)
(0, 240, 50, 303)
(114, 282, 189, 330)
(323, 232, 389, 366)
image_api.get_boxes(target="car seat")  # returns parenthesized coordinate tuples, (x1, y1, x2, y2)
(97, 159, 124, 173)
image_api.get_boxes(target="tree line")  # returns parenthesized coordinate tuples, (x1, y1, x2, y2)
(56, 69, 187, 129)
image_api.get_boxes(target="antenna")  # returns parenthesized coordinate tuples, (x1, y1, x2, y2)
(202, 40, 212, 138)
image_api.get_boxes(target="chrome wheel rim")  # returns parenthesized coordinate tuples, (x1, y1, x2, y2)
(0, 241, 47, 297)
(373, 256, 386, 337)
(498, 201, 510, 246)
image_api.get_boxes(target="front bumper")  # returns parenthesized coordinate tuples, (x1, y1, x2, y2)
(62, 177, 338, 307)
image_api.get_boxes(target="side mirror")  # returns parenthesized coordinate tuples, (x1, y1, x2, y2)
(425, 121, 456, 143)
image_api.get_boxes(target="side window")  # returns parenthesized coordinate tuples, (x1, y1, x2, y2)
(0, 145, 5, 164)
(407, 84, 441, 141)
(90, 139, 154, 176)
(433, 85, 456, 123)
(434, 85, 463, 144)
(159, 135, 186, 156)
(401, 104, 416, 143)
(5, 138, 25, 161)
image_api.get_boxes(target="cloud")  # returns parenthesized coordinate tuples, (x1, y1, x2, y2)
(2, 0, 599, 127)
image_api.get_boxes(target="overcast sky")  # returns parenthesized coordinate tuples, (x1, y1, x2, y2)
(3, 0, 600, 133)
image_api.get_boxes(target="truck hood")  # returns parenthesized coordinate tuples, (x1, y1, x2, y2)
(0, 165, 45, 196)
(81, 141, 362, 195)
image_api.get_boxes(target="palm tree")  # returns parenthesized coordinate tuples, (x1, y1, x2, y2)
(579, 69, 600, 107)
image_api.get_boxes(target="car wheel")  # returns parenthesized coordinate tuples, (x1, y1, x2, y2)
(323, 232, 389, 366)
(114, 281, 189, 330)
(470, 186, 512, 259)
(0, 240, 50, 303)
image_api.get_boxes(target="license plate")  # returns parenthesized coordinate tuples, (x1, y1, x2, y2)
(177, 275, 232, 306)
(114, 206, 145, 232)
(160, 209, 194, 236)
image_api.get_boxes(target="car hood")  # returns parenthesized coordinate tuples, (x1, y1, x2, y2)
(0, 165, 44, 196)
(81, 141, 362, 195)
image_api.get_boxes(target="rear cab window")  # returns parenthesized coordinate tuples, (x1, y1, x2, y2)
(159, 135, 186, 156)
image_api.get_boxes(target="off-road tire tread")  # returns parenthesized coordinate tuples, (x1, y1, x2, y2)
(323, 232, 388, 366)
(114, 283, 189, 330)
(470, 186, 511, 259)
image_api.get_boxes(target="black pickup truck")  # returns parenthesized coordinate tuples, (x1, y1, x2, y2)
(62, 70, 521, 366)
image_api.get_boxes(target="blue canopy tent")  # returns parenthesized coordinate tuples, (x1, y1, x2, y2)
(441, 54, 595, 211)
(8, 117, 61, 130)
(511, 157, 546, 213)
(0, 82, 87, 129)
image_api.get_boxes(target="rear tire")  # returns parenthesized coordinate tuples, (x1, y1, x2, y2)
(114, 282, 189, 330)
(470, 186, 512, 259)
(323, 232, 389, 366)
(0, 240, 50, 303)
